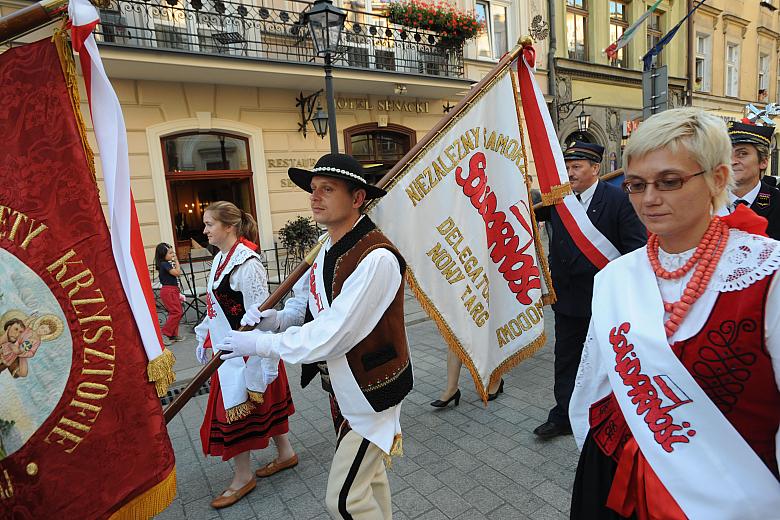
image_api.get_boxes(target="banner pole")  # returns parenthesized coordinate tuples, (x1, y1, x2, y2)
(0, 0, 68, 44)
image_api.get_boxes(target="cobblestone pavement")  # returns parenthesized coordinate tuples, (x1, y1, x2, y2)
(156, 291, 578, 519)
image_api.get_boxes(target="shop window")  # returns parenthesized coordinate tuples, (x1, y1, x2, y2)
(475, 1, 509, 60)
(694, 33, 711, 92)
(609, 1, 628, 68)
(566, 0, 588, 61)
(344, 124, 416, 184)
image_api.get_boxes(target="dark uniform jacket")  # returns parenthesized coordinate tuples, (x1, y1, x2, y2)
(751, 178, 780, 240)
(536, 181, 646, 318)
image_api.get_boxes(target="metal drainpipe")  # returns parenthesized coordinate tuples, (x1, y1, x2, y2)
(686, 0, 694, 106)
(547, 0, 558, 132)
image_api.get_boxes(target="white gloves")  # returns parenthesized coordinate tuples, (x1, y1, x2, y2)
(219, 329, 273, 360)
(195, 343, 210, 365)
(240, 307, 281, 332)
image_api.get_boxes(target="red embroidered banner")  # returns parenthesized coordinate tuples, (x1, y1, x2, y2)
(0, 39, 175, 518)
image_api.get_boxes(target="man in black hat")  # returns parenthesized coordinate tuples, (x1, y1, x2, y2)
(726, 121, 780, 239)
(219, 153, 412, 519)
(533, 141, 646, 439)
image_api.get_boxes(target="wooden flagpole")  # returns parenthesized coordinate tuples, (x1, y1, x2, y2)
(0, 0, 68, 44)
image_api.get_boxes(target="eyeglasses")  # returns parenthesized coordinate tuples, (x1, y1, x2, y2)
(621, 170, 706, 194)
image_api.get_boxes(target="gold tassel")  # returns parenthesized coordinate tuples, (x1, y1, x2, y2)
(108, 468, 177, 520)
(382, 434, 404, 469)
(147, 349, 176, 397)
(224, 400, 255, 423)
(247, 390, 265, 404)
(52, 25, 97, 186)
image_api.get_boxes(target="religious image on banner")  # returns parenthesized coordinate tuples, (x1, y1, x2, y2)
(0, 35, 175, 517)
(369, 61, 553, 401)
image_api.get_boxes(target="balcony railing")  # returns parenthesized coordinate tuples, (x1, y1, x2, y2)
(94, 0, 465, 79)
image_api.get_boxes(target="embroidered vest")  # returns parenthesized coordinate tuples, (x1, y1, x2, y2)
(590, 274, 780, 477)
(300, 217, 413, 413)
(213, 264, 247, 330)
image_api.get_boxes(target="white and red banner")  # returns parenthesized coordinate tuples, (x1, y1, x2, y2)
(515, 46, 619, 269)
(68, 0, 174, 393)
(370, 63, 552, 401)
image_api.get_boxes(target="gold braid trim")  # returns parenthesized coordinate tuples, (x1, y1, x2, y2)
(108, 468, 177, 520)
(247, 390, 265, 404)
(541, 183, 572, 206)
(486, 331, 547, 400)
(52, 26, 97, 186)
(224, 400, 255, 423)
(382, 434, 404, 469)
(147, 349, 176, 397)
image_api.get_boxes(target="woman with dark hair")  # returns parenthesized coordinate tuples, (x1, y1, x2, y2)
(194, 201, 296, 509)
(154, 242, 184, 345)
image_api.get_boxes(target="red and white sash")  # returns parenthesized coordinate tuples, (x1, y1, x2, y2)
(515, 47, 620, 269)
(590, 249, 780, 518)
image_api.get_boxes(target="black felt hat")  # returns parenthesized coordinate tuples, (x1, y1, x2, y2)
(728, 121, 774, 148)
(563, 141, 605, 163)
(288, 153, 387, 199)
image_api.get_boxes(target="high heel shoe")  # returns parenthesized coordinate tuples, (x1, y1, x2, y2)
(487, 379, 504, 401)
(430, 389, 461, 408)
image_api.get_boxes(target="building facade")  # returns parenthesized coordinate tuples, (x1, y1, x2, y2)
(552, 0, 688, 171)
(3, 0, 549, 260)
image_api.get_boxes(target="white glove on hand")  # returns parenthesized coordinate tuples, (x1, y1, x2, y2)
(195, 344, 210, 365)
(240, 308, 280, 332)
(219, 329, 270, 360)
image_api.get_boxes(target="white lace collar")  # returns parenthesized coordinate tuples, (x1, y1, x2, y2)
(212, 242, 260, 287)
(657, 229, 780, 292)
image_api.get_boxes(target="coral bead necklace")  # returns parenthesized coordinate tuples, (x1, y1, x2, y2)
(646, 217, 729, 337)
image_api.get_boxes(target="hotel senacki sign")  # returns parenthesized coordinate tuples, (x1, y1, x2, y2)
(336, 97, 430, 113)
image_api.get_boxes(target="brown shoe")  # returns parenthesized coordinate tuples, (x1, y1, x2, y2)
(210, 479, 256, 509)
(255, 454, 299, 478)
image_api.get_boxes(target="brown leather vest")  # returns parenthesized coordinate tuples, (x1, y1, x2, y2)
(301, 216, 413, 413)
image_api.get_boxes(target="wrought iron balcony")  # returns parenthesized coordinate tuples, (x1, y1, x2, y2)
(94, 0, 465, 79)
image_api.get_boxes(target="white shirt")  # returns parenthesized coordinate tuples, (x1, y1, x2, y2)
(727, 180, 762, 212)
(575, 180, 599, 210)
(256, 228, 404, 453)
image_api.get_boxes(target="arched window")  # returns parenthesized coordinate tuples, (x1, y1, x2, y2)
(344, 124, 417, 184)
(161, 132, 256, 252)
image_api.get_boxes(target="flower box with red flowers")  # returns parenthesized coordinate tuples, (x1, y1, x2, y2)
(387, 0, 485, 46)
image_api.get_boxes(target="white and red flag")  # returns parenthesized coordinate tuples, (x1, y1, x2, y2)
(516, 46, 620, 269)
(68, 0, 175, 393)
(369, 50, 553, 401)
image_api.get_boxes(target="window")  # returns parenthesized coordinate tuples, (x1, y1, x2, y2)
(345, 124, 416, 184)
(694, 33, 711, 92)
(646, 10, 663, 67)
(726, 43, 740, 97)
(475, 1, 509, 60)
(759, 53, 770, 101)
(163, 133, 249, 173)
(155, 23, 188, 51)
(566, 0, 587, 61)
(609, 1, 628, 68)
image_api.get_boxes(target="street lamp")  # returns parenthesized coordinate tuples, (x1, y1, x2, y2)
(311, 103, 329, 138)
(306, 0, 346, 153)
(576, 107, 591, 133)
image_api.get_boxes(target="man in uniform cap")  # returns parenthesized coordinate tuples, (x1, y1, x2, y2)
(726, 120, 780, 239)
(533, 141, 646, 439)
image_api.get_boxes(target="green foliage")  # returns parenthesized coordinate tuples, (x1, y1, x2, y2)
(278, 216, 319, 258)
(387, 0, 485, 45)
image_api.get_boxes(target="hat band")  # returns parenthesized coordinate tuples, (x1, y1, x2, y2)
(729, 130, 771, 145)
(312, 166, 366, 183)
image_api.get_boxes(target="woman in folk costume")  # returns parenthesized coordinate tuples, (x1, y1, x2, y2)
(193, 201, 297, 509)
(569, 108, 780, 519)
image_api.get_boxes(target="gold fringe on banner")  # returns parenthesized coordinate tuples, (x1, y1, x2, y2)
(247, 390, 265, 404)
(108, 468, 177, 520)
(224, 400, 255, 423)
(52, 25, 97, 186)
(147, 349, 176, 397)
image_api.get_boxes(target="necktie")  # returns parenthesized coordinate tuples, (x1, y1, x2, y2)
(735, 199, 748, 207)
(576, 193, 582, 202)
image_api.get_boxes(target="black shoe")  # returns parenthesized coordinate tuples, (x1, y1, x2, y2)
(430, 389, 461, 408)
(533, 421, 572, 439)
(487, 379, 504, 401)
